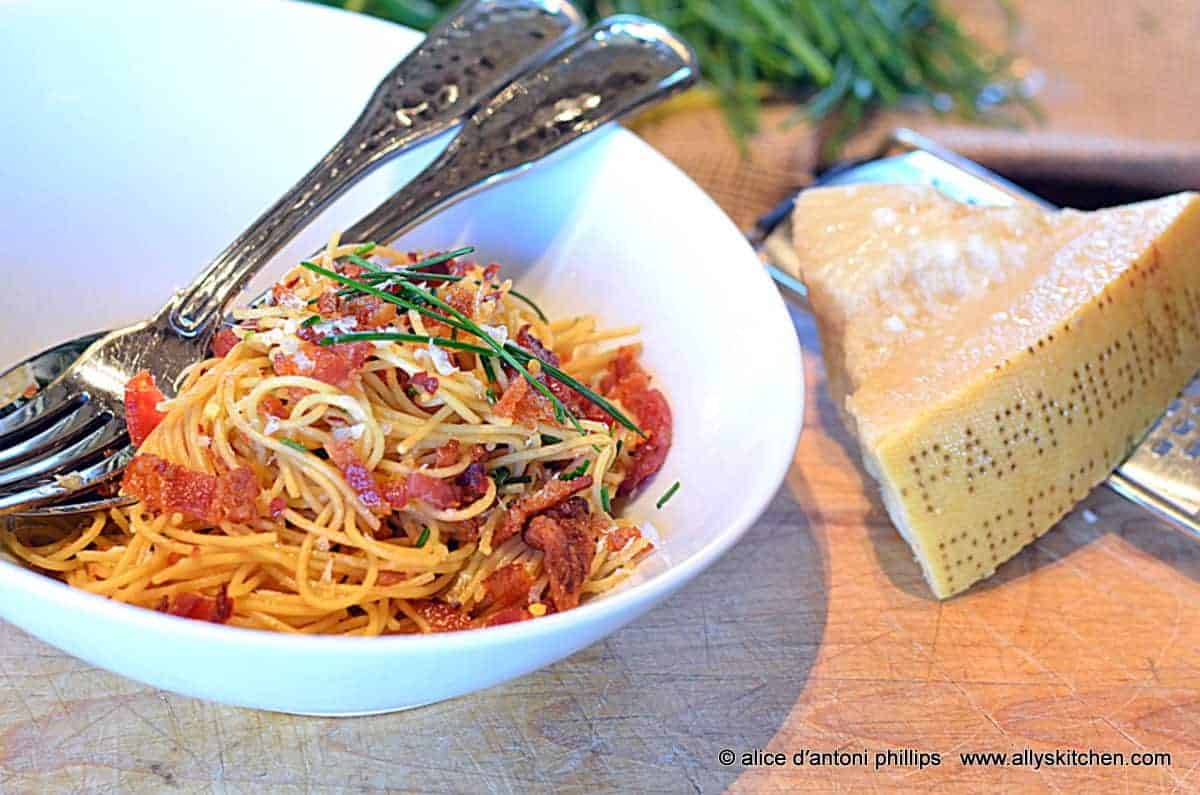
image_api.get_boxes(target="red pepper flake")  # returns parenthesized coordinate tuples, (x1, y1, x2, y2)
(124, 370, 167, 447)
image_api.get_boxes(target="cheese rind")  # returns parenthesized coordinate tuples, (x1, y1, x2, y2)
(792, 186, 1200, 597)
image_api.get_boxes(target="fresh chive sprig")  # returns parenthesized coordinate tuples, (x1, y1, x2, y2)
(301, 262, 641, 436)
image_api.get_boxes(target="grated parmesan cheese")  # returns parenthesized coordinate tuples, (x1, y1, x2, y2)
(333, 423, 365, 441)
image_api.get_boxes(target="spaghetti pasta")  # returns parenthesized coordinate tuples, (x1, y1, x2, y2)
(2, 241, 672, 635)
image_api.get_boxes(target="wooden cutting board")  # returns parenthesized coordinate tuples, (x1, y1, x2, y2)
(0, 311, 1196, 793)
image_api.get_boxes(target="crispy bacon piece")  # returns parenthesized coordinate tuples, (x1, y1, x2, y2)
(272, 341, 372, 388)
(336, 259, 367, 279)
(606, 525, 644, 552)
(602, 346, 672, 496)
(376, 571, 408, 586)
(494, 475, 593, 546)
(160, 584, 234, 624)
(268, 496, 287, 518)
(492, 376, 554, 425)
(516, 325, 558, 366)
(481, 562, 534, 610)
(513, 327, 609, 423)
(124, 370, 167, 447)
(411, 599, 473, 632)
(122, 454, 260, 524)
(405, 472, 460, 510)
(524, 514, 594, 611)
(316, 290, 340, 317)
(352, 295, 398, 329)
(410, 371, 439, 395)
(380, 478, 408, 509)
(326, 440, 387, 515)
(482, 262, 501, 281)
(456, 463, 488, 502)
(430, 439, 461, 468)
(270, 283, 302, 307)
(259, 395, 288, 419)
(211, 328, 240, 358)
(482, 606, 533, 627)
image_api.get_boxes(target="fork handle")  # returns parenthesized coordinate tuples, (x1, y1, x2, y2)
(165, 0, 583, 338)
(340, 16, 698, 247)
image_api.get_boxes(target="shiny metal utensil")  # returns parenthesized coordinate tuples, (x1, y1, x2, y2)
(0, 13, 697, 517)
(0, 0, 587, 515)
(757, 128, 1200, 542)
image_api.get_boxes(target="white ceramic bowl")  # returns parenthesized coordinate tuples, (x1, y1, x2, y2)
(0, 0, 803, 714)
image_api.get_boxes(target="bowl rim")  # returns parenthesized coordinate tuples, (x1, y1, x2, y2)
(0, 2, 806, 656)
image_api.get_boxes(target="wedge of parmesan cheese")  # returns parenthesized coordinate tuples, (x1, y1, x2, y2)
(791, 184, 1200, 598)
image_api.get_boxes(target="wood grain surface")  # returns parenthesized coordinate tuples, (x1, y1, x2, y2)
(1, 309, 1197, 794)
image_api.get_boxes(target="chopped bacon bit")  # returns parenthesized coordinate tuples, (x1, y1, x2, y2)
(123, 454, 260, 524)
(606, 525, 644, 552)
(445, 286, 476, 319)
(482, 262, 501, 281)
(405, 472, 460, 510)
(446, 256, 472, 277)
(410, 371, 439, 395)
(516, 325, 559, 366)
(602, 346, 672, 496)
(160, 584, 234, 624)
(492, 376, 554, 425)
(270, 283, 300, 306)
(336, 259, 367, 279)
(259, 395, 288, 419)
(214, 468, 260, 524)
(411, 599, 473, 632)
(430, 439, 461, 468)
(351, 295, 398, 329)
(380, 478, 407, 509)
(545, 496, 589, 521)
(376, 571, 408, 586)
(211, 327, 240, 357)
(494, 475, 593, 546)
(482, 606, 532, 627)
(525, 514, 594, 611)
(325, 440, 387, 515)
(21, 383, 38, 399)
(456, 463, 488, 501)
(124, 370, 167, 447)
(272, 341, 372, 388)
(514, 326, 609, 423)
(481, 563, 534, 610)
(316, 290, 340, 317)
(268, 496, 287, 517)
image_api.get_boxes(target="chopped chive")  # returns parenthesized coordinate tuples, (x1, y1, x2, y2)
(479, 355, 496, 384)
(616, 440, 623, 456)
(560, 459, 590, 481)
(656, 481, 680, 509)
(353, 242, 377, 256)
(485, 388, 498, 405)
(540, 434, 562, 446)
(280, 438, 308, 453)
(299, 262, 613, 435)
(600, 485, 612, 514)
(491, 466, 511, 486)
(508, 288, 548, 323)
(301, 314, 323, 328)
(414, 526, 430, 548)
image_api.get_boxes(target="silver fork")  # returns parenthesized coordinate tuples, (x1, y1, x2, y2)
(0, 0, 588, 514)
(0, 14, 698, 516)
